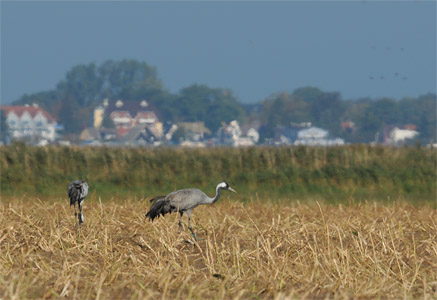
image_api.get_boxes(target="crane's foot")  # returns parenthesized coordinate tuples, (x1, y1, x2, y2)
(188, 228, 204, 242)
(188, 227, 197, 241)
(183, 237, 203, 245)
(191, 233, 198, 242)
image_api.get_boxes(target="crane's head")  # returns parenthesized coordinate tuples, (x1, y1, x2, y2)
(217, 182, 237, 193)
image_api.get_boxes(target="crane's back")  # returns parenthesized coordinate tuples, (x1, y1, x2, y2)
(68, 180, 89, 206)
(166, 188, 209, 211)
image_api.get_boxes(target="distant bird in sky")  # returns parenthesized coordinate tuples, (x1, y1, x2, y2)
(145, 182, 237, 241)
(68, 180, 89, 225)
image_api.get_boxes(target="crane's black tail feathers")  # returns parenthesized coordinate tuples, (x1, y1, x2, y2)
(150, 196, 166, 203)
(145, 196, 171, 221)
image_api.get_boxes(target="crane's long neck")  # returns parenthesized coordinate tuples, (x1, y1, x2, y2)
(203, 185, 222, 205)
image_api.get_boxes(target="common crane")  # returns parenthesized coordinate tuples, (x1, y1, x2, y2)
(68, 180, 89, 225)
(145, 182, 236, 241)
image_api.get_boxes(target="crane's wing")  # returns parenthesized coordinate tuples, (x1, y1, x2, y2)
(166, 189, 206, 211)
(145, 196, 172, 220)
(68, 180, 88, 206)
(80, 181, 89, 199)
(146, 189, 210, 221)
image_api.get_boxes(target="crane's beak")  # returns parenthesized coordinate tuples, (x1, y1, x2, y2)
(228, 187, 237, 193)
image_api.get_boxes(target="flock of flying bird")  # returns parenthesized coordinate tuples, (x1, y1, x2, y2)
(67, 180, 237, 241)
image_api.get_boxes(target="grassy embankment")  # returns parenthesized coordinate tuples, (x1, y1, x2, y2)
(0, 143, 435, 203)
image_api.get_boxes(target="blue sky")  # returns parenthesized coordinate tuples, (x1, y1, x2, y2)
(1, 1, 436, 104)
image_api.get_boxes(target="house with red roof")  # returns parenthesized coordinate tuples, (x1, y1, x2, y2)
(94, 99, 161, 137)
(0, 104, 59, 143)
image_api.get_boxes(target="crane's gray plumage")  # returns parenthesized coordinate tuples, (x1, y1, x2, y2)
(145, 182, 236, 241)
(68, 180, 89, 225)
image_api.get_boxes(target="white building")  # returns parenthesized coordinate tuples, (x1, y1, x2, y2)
(294, 126, 345, 146)
(217, 120, 259, 146)
(388, 127, 419, 145)
(1, 105, 59, 143)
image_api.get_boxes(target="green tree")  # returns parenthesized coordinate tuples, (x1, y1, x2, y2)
(262, 92, 311, 128)
(173, 84, 245, 132)
(293, 86, 323, 103)
(58, 94, 87, 134)
(0, 110, 9, 143)
(97, 59, 163, 101)
(398, 94, 436, 143)
(309, 91, 346, 136)
(14, 59, 166, 134)
(260, 88, 345, 138)
(56, 63, 100, 107)
(55, 59, 164, 108)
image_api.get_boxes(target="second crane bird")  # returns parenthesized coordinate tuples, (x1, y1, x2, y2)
(145, 182, 236, 241)
(68, 180, 89, 225)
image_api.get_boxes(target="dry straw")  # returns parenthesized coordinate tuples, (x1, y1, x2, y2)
(0, 196, 436, 299)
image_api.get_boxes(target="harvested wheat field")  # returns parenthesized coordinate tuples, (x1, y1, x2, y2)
(0, 196, 436, 299)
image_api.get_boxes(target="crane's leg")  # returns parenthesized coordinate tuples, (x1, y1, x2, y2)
(178, 211, 183, 233)
(71, 202, 80, 230)
(186, 210, 197, 242)
(72, 202, 78, 222)
(78, 200, 84, 225)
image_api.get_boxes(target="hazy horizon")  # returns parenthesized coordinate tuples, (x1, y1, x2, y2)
(1, 1, 436, 104)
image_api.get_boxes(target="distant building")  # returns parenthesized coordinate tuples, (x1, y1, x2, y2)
(0, 105, 59, 143)
(403, 124, 418, 131)
(217, 120, 242, 146)
(387, 127, 419, 145)
(79, 127, 119, 145)
(93, 105, 105, 128)
(177, 122, 211, 142)
(294, 126, 344, 146)
(341, 121, 356, 133)
(273, 122, 311, 145)
(297, 127, 328, 140)
(95, 99, 161, 137)
(241, 121, 261, 144)
(80, 127, 102, 142)
(217, 120, 260, 146)
(118, 124, 162, 146)
(382, 124, 419, 145)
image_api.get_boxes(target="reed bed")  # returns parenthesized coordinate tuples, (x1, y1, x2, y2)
(0, 196, 436, 299)
(1, 144, 435, 202)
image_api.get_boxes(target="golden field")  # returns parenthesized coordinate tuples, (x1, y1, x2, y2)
(0, 196, 436, 299)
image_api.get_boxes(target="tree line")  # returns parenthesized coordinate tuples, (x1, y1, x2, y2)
(11, 59, 436, 143)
